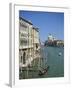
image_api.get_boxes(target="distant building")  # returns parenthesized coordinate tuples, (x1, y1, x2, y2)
(48, 34, 54, 46)
(45, 34, 64, 47)
(56, 40, 64, 47)
(48, 34, 56, 41)
(19, 17, 40, 68)
(48, 34, 54, 41)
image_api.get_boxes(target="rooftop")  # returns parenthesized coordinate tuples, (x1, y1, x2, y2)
(32, 27, 39, 32)
(19, 17, 33, 25)
(19, 17, 39, 32)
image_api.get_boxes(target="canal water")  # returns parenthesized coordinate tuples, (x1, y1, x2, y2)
(19, 46, 64, 79)
(44, 46, 64, 78)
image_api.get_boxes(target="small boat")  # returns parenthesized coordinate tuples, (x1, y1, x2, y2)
(38, 66, 50, 76)
(58, 52, 62, 56)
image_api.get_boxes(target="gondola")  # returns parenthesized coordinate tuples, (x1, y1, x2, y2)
(38, 66, 50, 76)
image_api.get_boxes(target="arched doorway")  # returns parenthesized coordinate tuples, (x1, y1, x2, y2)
(23, 52, 26, 64)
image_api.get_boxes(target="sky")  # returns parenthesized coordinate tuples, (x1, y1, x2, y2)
(19, 10, 64, 42)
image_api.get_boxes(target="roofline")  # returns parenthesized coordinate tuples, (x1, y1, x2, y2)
(19, 17, 33, 25)
(32, 27, 39, 32)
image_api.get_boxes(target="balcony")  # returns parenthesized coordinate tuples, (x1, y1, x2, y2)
(19, 45, 33, 49)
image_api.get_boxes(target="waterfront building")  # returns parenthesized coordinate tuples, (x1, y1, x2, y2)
(19, 17, 40, 68)
(48, 34, 57, 41)
(48, 34, 54, 46)
(45, 34, 64, 47)
(48, 34, 54, 41)
(56, 40, 64, 47)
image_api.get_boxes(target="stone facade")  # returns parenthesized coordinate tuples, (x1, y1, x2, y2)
(19, 17, 40, 68)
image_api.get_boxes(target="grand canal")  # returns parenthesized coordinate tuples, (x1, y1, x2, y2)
(19, 46, 64, 79)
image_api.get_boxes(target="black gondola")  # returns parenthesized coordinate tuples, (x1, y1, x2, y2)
(38, 66, 50, 76)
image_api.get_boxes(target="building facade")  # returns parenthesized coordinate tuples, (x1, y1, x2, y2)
(19, 17, 40, 68)
(56, 40, 64, 47)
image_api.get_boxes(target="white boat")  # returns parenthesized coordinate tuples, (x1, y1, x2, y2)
(58, 52, 62, 56)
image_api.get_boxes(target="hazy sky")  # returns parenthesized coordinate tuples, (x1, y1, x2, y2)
(19, 10, 64, 42)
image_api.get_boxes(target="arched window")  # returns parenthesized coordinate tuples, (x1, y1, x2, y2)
(21, 56, 22, 63)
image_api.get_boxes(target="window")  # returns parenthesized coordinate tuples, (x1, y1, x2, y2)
(20, 22, 28, 32)
(20, 39, 28, 46)
(20, 23, 27, 28)
(20, 33, 28, 37)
